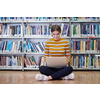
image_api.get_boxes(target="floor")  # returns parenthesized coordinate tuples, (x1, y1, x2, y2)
(0, 71, 100, 84)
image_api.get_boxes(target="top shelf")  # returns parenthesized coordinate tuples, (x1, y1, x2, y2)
(23, 21, 70, 23)
(71, 21, 100, 23)
(0, 21, 100, 23)
(0, 21, 22, 23)
(1, 17, 100, 23)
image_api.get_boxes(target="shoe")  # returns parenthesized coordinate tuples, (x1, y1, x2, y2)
(64, 73, 75, 80)
(35, 74, 48, 81)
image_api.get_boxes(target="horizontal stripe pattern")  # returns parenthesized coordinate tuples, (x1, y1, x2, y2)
(44, 38, 70, 64)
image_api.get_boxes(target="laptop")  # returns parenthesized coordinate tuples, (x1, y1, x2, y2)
(46, 57, 66, 68)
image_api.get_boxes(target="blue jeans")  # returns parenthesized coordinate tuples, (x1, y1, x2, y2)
(39, 66, 73, 80)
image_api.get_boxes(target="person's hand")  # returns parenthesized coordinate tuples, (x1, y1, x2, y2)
(66, 64, 68, 67)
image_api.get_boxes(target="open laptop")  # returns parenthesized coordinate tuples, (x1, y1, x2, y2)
(46, 57, 66, 68)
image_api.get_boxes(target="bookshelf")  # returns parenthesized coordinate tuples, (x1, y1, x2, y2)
(0, 17, 100, 71)
(0, 18, 23, 71)
(70, 18, 100, 70)
(23, 18, 70, 71)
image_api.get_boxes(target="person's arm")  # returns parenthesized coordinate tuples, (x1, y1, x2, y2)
(44, 41, 49, 57)
(65, 41, 70, 66)
(44, 41, 49, 63)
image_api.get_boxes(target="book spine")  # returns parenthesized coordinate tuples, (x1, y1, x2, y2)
(24, 58, 29, 67)
(26, 57, 31, 66)
(23, 41, 26, 52)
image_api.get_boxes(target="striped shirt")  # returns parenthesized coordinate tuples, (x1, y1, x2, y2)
(44, 38, 70, 65)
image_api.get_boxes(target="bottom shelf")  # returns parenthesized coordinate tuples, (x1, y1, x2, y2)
(23, 67, 100, 71)
(0, 68, 23, 71)
(0, 66, 23, 71)
(0, 67, 100, 71)
(24, 68, 39, 71)
(73, 68, 100, 71)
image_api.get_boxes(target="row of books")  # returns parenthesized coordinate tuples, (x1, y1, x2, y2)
(1, 17, 100, 22)
(0, 55, 45, 68)
(0, 23, 69, 37)
(0, 17, 23, 22)
(2, 23, 100, 37)
(70, 17, 100, 21)
(0, 41, 22, 53)
(1, 55, 100, 69)
(24, 24, 70, 36)
(23, 41, 44, 53)
(71, 40, 100, 53)
(23, 17, 70, 21)
(0, 24, 22, 37)
(1, 40, 100, 53)
(0, 56, 22, 68)
(2, 24, 100, 37)
(0, 55, 44, 68)
(24, 56, 45, 68)
(71, 24, 100, 37)
(0, 17, 70, 22)
(70, 55, 100, 69)
(24, 56, 37, 68)
(24, 24, 49, 36)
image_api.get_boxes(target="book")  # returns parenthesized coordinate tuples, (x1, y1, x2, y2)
(40, 57, 45, 66)
(0, 24, 3, 36)
(24, 58, 29, 67)
(29, 56, 36, 66)
(23, 41, 27, 52)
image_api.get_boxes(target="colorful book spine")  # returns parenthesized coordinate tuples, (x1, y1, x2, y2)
(6, 41, 12, 52)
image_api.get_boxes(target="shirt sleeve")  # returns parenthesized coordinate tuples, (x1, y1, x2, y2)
(44, 41, 49, 61)
(65, 41, 70, 65)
